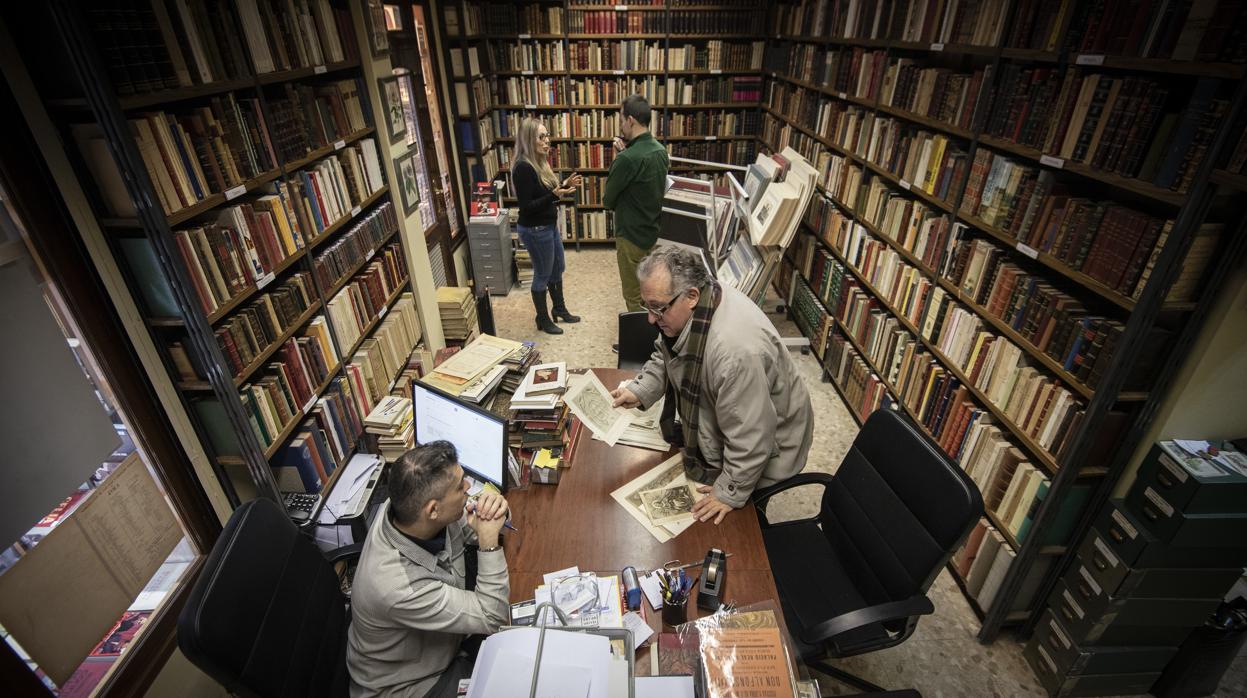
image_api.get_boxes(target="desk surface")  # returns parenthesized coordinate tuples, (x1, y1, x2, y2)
(503, 369, 781, 668)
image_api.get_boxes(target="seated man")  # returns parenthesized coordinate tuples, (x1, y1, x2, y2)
(347, 441, 510, 697)
(611, 246, 814, 524)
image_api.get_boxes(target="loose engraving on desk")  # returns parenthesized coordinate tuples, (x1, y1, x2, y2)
(564, 371, 633, 446)
(611, 454, 697, 543)
(640, 482, 699, 525)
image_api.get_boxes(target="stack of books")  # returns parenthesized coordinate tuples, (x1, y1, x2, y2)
(364, 395, 414, 462)
(514, 247, 533, 290)
(419, 334, 524, 398)
(436, 286, 478, 343)
(499, 341, 538, 392)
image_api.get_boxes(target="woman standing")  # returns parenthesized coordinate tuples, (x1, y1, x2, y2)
(512, 117, 582, 334)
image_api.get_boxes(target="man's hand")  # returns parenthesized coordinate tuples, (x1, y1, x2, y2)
(613, 136, 626, 152)
(692, 485, 733, 525)
(467, 492, 509, 548)
(610, 386, 640, 409)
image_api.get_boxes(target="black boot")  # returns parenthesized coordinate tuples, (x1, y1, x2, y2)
(548, 282, 580, 323)
(532, 290, 563, 334)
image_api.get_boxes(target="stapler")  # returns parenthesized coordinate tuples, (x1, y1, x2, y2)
(697, 548, 728, 610)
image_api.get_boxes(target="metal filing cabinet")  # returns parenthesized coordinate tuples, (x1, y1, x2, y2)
(468, 212, 513, 295)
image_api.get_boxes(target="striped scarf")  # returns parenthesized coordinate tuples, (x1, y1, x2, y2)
(677, 281, 721, 485)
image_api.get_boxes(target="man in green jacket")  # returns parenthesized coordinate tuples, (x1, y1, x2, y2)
(604, 94, 669, 313)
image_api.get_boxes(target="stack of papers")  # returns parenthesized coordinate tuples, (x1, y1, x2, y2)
(593, 389, 670, 451)
(459, 365, 508, 404)
(419, 334, 523, 397)
(500, 341, 539, 392)
(533, 567, 625, 629)
(437, 286, 478, 342)
(466, 626, 627, 698)
(364, 396, 413, 462)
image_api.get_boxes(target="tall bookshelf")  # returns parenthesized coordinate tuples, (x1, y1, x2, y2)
(35, 0, 434, 511)
(766, 0, 1247, 641)
(437, 0, 767, 247)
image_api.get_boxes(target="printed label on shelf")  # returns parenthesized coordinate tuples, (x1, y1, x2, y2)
(388, 377, 397, 392)
(225, 185, 247, 200)
(334, 139, 346, 150)
(1110, 510, 1138, 539)
(837, 91, 847, 100)
(524, 104, 537, 110)
(1016, 242, 1039, 259)
(930, 42, 945, 51)
(899, 179, 911, 190)
(704, 136, 716, 141)
(1061, 590, 1085, 619)
(1144, 487, 1175, 518)
(313, 65, 327, 74)
(379, 304, 389, 318)
(1093, 536, 1118, 567)
(519, 33, 531, 39)
(522, 70, 533, 75)
(614, 4, 627, 9)
(612, 70, 625, 75)
(256, 272, 276, 289)
(1076, 54, 1105, 66)
(351, 205, 362, 217)
(303, 398, 316, 413)
(711, 69, 722, 74)
(367, 248, 376, 260)
(1078, 566, 1102, 596)
(1039, 154, 1064, 169)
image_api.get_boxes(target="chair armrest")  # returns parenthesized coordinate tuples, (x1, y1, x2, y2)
(325, 543, 363, 565)
(752, 472, 835, 511)
(801, 594, 935, 647)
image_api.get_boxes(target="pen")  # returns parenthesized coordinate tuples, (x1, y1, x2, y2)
(466, 499, 519, 532)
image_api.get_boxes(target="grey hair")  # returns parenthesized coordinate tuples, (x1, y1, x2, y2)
(636, 245, 711, 295)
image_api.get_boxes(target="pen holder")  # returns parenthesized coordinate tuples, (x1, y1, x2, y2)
(662, 596, 689, 626)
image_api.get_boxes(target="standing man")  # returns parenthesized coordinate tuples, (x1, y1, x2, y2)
(610, 246, 814, 524)
(604, 94, 669, 316)
(347, 441, 511, 698)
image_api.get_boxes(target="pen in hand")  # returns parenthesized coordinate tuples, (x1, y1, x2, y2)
(466, 499, 518, 532)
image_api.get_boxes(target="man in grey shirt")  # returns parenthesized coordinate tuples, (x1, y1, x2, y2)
(347, 441, 511, 697)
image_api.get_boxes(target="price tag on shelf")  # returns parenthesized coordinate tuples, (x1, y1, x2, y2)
(1016, 242, 1039, 259)
(225, 184, 247, 200)
(256, 272, 276, 289)
(837, 91, 847, 100)
(524, 104, 537, 110)
(930, 42, 945, 51)
(614, 4, 627, 10)
(1076, 54, 1105, 66)
(522, 70, 534, 75)
(334, 139, 346, 150)
(519, 33, 531, 39)
(367, 247, 376, 260)
(379, 304, 389, 318)
(612, 69, 625, 75)
(388, 377, 398, 392)
(303, 398, 316, 413)
(1039, 154, 1064, 169)
(313, 65, 327, 74)
(351, 205, 361, 217)
(899, 179, 912, 190)
(710, 69, 722, 74)
(704, 135, 716, 141)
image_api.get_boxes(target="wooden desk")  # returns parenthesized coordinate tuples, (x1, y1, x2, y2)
(503, 369, 781, 672)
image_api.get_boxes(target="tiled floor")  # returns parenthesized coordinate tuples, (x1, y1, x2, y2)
(486, 247, 1054, 696)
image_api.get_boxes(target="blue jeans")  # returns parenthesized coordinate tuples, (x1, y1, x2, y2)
(517, 223, 564, 293)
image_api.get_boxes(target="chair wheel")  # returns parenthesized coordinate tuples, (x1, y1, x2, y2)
(801, 347, 810, 355)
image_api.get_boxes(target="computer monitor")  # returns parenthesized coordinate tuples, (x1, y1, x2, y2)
(411, 381, 507, 491)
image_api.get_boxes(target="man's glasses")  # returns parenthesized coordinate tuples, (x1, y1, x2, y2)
(644, 291, 685, 318)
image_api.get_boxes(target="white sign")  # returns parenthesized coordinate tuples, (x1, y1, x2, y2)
(224, 185, 247, 200)
(899, 179, 911, 190)
(313, 65, 327, 74)
(351, 205, 361, 217)
(1016, 242, 1039, 259)
(1076, 54, 1105, 66)
(1039, 154, 1064, 169)
(930, 42, 945, 51)
(256, 272, 276, 289)
(334, 139, 346, 150)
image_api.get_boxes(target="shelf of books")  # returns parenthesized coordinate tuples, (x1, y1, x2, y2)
(764, 0, 1243, 641)
(49, 0, 437, 509)
(437, 0, 768, 247)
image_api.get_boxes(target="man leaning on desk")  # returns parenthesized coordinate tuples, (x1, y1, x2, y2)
(347, 441, 511, 698)
(611, 245, 815, 524)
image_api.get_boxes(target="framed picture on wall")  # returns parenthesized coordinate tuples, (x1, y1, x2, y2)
(365, 0, 389, 58)
(395, 152, 420, 217)
(378, 76, 406, 144)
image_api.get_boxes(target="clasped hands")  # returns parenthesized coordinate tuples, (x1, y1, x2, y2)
(554, 173, 584, 197)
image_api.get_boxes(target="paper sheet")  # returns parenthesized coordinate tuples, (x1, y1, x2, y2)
(623, 611, 654, 648)
(431, 334, 521, 381)
(467, 628, 613, 698)
(610, 454, 696, 543)
(636, 676, 695, 698)
(564, 371, 635, 447)
(639, 572, 665, 610)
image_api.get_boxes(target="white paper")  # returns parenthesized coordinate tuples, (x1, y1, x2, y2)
(609, 454, 697, 543)
(480, 649, 591, 698)
(317, 454, 383, 523)
(128, 561, 190, 611)
(467, 628, 612, 698)
(544, 566, 581, 586)
(636, 676, 694, 698)
(638, 572, 664, 610)
(622, 611, 654, 648)
(564, 372, 635, 446)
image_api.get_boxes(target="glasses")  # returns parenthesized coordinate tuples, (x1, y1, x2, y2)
(537, 132, 550, 141)
(644, 291, 685, 318)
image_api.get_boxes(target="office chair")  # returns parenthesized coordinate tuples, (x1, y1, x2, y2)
(617, 311, 659, 371)
(178, 498, 361, 698)
(753, 408, 984, 694)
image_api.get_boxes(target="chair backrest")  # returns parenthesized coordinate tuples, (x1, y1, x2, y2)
(178, 498, 350, 698)
(617, 310, 660, 371)
(821, 408, 983, 607)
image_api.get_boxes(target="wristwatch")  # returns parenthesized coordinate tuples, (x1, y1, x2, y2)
(478, 544, 502, 553)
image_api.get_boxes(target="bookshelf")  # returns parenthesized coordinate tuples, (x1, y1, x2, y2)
(43, 0, 437, 511)
(765, 0, 1247, 642)
(436, 0, 767, 246)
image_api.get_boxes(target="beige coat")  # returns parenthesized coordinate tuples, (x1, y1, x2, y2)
(628, 285, 814, 507)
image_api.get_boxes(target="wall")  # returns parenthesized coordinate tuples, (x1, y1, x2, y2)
(1113, 257, 1247, 497)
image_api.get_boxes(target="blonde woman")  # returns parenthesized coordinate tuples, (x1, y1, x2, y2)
(513, 117, 582, 334)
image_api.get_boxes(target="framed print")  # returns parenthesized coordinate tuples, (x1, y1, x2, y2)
(378, 76, 406, 144)
(395, 152, 420, 217)
(365, 0, 389, 58)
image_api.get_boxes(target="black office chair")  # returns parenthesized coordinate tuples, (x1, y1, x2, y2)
(617, 310, 659, 371)
(753, 408, 984, 694)
(178, 498, 361, 698)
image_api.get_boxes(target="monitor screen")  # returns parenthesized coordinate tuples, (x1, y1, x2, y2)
(411, 381, 507, 490)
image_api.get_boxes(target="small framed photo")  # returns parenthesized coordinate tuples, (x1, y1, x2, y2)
(365, 0, 389, 58)
(378, 76, 406, 144)
(395, 152, 420, 217)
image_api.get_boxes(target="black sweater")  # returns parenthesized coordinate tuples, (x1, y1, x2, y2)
(512, 159, 561, 227)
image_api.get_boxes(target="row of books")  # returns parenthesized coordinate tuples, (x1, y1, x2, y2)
(234, 0, 353, 74)
(289, 141, 385, 236)
(574, 177, 606, 207)
(825, 176, 952, 273)
(495, 76, 569, 106)
(764, 83, 862, 148)
(242, 311, 340, 450)
(955, 520, 1016, 613)
(578, 210, 615, 240)
(825, 327, 892, 419)
(346, 295, 423, 414)
(659, 110, 761, 137)
(271, 375, 363, 491)
(986, 71, 1227, 194)
(324, 243, 409, 354)
(569, 40, 666, 71)
(665, 76, 763, 104)
(567, 10, 665, 34)
(481, 4, 565, 35)
(866, 120, 969, 204)
(125, 102, 277, 215)
(489, 41, 566, 73)
(667, 41, 765, 72)
(448, 46, 482, 79)
(209, 273, 318, 379)
(573, 143, 617, 170)
(1060, 0, 1247, 63)
(670, 140, 758, 167)
(265, 80, 369, 163)
(498, 109, 620, 140)
(311, 201, 399, 295)
(172, 194, 311, 315)
(762, 41, 843, 89)
(880, 60, 993, 134)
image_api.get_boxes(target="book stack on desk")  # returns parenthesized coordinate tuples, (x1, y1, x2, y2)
(364, 395, 414, 462)
(436, 286, 478, 343)
(499, 341, 539, 393)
